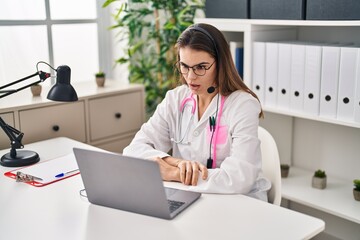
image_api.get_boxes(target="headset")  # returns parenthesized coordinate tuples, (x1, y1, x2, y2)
(189, 24, 219, 62)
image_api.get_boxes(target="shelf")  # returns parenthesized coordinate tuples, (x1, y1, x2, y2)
(198, 16, 360, 237)
(0, 80, 143, 111)
(196, 18, 360, 29)
(263, 107, 360, 129)
(282, 167, 360, 224)
(195, 18, 251, 32)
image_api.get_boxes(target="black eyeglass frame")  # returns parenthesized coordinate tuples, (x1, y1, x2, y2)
(174, 60, 216, 76)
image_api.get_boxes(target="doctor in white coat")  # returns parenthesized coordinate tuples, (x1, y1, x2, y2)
(123, 23, 270, 201)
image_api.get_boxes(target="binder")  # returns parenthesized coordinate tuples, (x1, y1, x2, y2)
(4, 153, 79, 187)
(277, 43, 292, 110)
(264, 42, 278, 108)
(236, 47, 244, 78)
(337, 46, 359, 122)
(354, 49, 360, 123)
(290, 43, 306, 112)
(304, 44, 322, 116)
(252, 42, 266, 103)
(319, 45, 341, 118)
(230, 41, 244, 78)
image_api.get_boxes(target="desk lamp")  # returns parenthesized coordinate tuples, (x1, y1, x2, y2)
(0, 61, 78, 167)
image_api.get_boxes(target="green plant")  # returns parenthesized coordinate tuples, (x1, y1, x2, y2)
(95, 71, 106, 78)
(103, 0, 204, 117)
(314, 169, 326, 178)
(280, 164, 289, 170)
(354, 179, 360, 191)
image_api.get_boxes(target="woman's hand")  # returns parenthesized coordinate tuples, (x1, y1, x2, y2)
(153, 156, 208, 186)
(153, 157, 181, 182)
(177, 160, 208, 186)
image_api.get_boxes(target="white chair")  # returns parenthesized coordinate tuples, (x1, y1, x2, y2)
(258, 126, 282, 205)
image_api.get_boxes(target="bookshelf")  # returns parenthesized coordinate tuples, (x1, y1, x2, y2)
(196, 18, 360, 239)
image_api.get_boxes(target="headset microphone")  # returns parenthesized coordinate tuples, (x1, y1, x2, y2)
(207, 86, 216, 94)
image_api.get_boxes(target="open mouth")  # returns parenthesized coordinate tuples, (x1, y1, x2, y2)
(189, 84, 200, 90)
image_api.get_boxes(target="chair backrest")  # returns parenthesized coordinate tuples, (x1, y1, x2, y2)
(258, 126, 282, 205)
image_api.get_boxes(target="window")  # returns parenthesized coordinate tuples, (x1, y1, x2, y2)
(0, 0, 111, 86)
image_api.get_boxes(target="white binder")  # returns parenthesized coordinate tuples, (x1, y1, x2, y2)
(304, 44, 322, 116)
(319, 46, 341, 118)
(277, 43, 292, 110)
(354, 49, 360, 123)
(264, 42, 278, 108)
(337, 47, 359, 122)
(290, 43, 306, 112)
(252, 42, 266, 103)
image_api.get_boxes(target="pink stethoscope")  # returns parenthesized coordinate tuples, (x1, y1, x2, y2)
(171, 93, 225, 168)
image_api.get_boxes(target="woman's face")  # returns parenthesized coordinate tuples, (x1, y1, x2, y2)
(178, 47, 217, 97)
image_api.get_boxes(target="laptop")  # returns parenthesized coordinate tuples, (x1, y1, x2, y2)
(73, 148, 201, 220)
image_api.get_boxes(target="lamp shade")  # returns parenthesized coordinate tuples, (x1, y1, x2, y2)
(47, 65, 78, 102)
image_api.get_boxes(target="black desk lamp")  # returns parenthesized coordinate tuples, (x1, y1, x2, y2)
(0, 61, 78, 167)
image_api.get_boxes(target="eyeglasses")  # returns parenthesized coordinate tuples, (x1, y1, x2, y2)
(175, 61, 216, 76)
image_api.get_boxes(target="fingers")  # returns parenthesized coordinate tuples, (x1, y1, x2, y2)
(178, 161, 186, 184)
(191, 162, 199, 186)
(178, 161, 208, 186)
(199, 164, 208, 180)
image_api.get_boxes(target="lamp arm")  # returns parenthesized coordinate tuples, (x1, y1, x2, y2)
(0, 71, 50, 99)
(0, 117, 24, 158)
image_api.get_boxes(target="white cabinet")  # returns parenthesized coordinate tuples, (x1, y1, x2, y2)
(0, 81, 145, 154)
(196, 18, 360, 239)
(19, 102, 87, 144)
(88, 92, 143, 141)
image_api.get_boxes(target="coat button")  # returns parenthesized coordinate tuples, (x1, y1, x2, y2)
(193, 131, 199, 137)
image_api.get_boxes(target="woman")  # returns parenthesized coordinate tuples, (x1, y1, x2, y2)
(123, 23, 270, 201)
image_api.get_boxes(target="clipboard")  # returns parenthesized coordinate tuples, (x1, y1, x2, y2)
(4, 153, 80, 187)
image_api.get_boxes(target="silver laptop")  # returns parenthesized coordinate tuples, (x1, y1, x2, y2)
(73, 148, 201, 220)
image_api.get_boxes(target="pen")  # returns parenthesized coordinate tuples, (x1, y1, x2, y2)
(55, 169, 79, 178)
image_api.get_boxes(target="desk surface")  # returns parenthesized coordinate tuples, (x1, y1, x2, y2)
(0, 138, 324, 240)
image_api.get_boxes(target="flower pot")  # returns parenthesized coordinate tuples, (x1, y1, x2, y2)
(280, 165, 290, 178)
(31, 85, 42, 96)
(96, 77, 105, 87)
(354, 189, 360, 201)
(312, 176, 327, 189)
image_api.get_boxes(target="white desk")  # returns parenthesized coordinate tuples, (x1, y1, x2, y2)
(0, 137, 324, 240)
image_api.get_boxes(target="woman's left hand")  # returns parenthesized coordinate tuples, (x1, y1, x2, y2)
(153, 157, 208, 186)
(177, 160, 208, 186)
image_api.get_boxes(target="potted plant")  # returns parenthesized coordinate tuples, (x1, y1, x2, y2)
(31, 83, 42, 96)
(280, 164, 290, 178)
(312, 169, 327, 189)
(95, 71, 106, 87)
(103, 0, 204, 117)
(353, 179, 360, 201)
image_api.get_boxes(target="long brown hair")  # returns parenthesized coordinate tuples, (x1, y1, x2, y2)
(175, 23, 264, 118)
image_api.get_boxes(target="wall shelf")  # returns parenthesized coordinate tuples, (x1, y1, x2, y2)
(197, 17, 360, 238)
(282, 167, 360, 224)
(263, 107, 360, 129)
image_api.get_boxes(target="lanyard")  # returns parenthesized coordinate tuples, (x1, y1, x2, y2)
(210, 95, 225, 168)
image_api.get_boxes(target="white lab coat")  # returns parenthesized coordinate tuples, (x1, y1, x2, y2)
(123, 85, 271, 201)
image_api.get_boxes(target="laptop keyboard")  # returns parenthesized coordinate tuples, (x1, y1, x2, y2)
(167, 199, 185, 213)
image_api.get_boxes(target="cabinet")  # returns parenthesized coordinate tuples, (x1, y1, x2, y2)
(19, 102, 87, 144)
(196, 18, 360, 239)
(0, 81, 145, 154)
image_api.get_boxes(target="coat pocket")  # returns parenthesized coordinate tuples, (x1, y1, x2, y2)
(206, 125, 228, 145)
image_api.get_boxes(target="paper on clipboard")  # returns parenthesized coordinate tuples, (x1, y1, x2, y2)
(4, 153, 79, 187)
